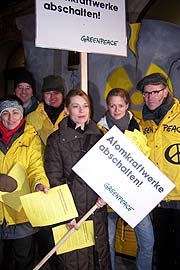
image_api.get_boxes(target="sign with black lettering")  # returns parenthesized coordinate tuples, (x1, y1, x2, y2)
(73, 126, 175, 228)
(35, 0, 126, 56)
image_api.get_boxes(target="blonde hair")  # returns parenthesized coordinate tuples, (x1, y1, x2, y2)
(65, 88, 91, 117)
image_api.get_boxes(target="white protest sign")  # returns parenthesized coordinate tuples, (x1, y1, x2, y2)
(73, 126, 175, 228)
(35, 0, 127, 56)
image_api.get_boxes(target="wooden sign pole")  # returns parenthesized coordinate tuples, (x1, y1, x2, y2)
(80, 52, 88, 93)
(33, 203, 98, 270)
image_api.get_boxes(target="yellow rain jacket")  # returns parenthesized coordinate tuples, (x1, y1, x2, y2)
(0, 123, 49, 225)
(26, 102, 66, 145)
(140, 98, 180, 201)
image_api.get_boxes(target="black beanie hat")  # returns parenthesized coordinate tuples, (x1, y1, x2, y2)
(14, 69, 35, 94)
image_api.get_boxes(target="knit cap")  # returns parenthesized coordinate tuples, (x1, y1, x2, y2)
(14, 69, 35, 92)
(42, 75, 65, 93)
(0, 96, 24, 118)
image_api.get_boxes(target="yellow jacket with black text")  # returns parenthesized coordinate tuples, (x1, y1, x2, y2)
(140, 97, 180, 201)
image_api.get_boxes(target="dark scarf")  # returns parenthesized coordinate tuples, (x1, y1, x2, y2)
(24, 96, 39, 116)
(44, 103, 64, 124)
(67, 117, 88, 134)
(142, 94, 174, 125)
(0, 119, 25, 145)
(106, 110, 130, 132)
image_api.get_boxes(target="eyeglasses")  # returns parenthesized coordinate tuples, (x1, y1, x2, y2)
(143, 87, 166, 97)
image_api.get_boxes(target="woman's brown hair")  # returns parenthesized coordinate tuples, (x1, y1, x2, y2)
(106, 88, 131, 109)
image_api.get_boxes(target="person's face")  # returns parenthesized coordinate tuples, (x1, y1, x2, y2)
(43, 91, 63, 108)
(143, 84, 169, 111)
(15, 82, 33, 107)
(65, 95, 90, 128)
(1, 108, 23, 130)
(107, 95, 129, 119)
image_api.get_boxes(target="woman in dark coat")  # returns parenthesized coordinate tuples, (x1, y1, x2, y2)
(44, 88, 111, 270)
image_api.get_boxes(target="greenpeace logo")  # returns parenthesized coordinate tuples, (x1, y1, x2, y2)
(104, 183, 134, 212)
(163, 124, 180, 133)
(143, 125, 180, 134)
(81, 35, 118, 46)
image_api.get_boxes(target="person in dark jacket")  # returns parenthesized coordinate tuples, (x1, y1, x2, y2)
(98, 88, 154, 270)
(44, 88, 111, 270)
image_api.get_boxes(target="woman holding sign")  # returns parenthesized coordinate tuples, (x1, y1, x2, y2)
(44, 88, 111, 270)
(98, 88, 154, 270)
(0, 95, 49, 270)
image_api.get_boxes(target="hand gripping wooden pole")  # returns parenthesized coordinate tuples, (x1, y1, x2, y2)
(33, 203, 98, 270)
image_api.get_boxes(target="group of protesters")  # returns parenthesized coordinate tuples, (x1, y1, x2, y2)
(0, 69, 179, 270)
